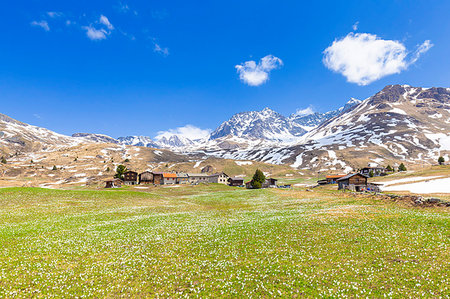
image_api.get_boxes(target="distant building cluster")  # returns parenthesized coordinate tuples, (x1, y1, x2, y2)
(317, 165, 389, 192)
(105, 171, 245, 188)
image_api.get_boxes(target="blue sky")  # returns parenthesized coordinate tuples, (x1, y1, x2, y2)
(1, 0, 449, 139)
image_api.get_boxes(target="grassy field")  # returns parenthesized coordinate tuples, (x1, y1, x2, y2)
(0, 185, 448, 297)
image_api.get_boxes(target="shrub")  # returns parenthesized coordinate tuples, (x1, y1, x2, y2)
(438, 156, 445, 165)
(124, 158, 130, 163)
(1, 157, 6, 164)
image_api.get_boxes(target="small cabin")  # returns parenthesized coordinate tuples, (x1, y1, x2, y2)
(105, 178, 122, 188)
(208, 172, 229, 184)
(139, 171, 154, 184)
(337, 173, 368, 192)
(229, 177, 244, 187)
(123, 171, 138, 185)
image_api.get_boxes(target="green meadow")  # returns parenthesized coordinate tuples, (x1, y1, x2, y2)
(0, 186, 448, 297)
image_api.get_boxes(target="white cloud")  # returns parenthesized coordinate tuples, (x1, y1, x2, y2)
(323, 33, 433, 85)
(99, 15, 114, 30)
(235, 55, 283, 86)
(293, 106, 315, 117)
(153, 42, 169, 56)
(83, 15, 114, 41)
(156, 125, 211, 141)
(352, 21, 359, 31)
(47, 11, 63, 18)
(31, 20, 50, 31)
(83, 26, 108, 40)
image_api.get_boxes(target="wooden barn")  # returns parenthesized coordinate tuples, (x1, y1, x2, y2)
(152, 172, 164, 185)
(337, 173, 368, 192)
(139, 171, 154, 184)
(228, 177, 244, 187)
(123, 171, 138, 185)
(105, 178, 122, 188)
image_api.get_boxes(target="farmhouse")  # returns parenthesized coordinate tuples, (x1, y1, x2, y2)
(123, 171, 138, 185)
(176, 173, 189, 184)
(139, 171, 154, 184)
(105, 178, 122, 188)
(360, 167, 387, 177)
(208, 172, 229, 184)
(229, 177, 244, 186)
(187, 173, 210, 184)
(337, 173, 368, 192)
(162, 173, 177, 185)
(262, 178, 278, 188)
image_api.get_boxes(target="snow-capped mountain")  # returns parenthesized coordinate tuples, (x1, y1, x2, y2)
(0, 113, 81, 155)
(72, 133, 118, 144)
(117, 136, 159, 148)
(288, 98, 361, 130)
(210, 107, 306, 142)
(155, 134, 195, 148)
(208, 85, 449, 171)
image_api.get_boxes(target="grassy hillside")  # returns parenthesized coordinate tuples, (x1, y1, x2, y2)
(0, 186, 448, 297)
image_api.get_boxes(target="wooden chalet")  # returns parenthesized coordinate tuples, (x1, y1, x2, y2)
(336, 173, 368, 192)
(208, 172, 229, 184)
(162, 173, 177, 185)
(123, 171, 138, 185)
(139, 171, 154, 184)
(105, 178, 122, 188)
(152, 172, 164, 185)
(229, 177, 245, 187)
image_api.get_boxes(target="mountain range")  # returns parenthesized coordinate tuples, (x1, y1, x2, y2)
(1, 85, 449, 172)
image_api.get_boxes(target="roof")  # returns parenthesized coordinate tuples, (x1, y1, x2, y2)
(326, 174, 346, 179)
(187, 173, 210, 177)
(176, 173, 188, 178)
(124, 170, 137, 174)
(163, 173, 177, 178)
(336, 173, 369, 181)
(230, 177, 244, 181)
(210, 172, 229, 177)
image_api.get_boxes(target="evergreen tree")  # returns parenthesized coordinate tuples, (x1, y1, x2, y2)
(1, 157, 6, 164)
(106, 167, 110, 172)
(398, 163, 407, 172)
(438, 156, 445, 165)
(52, 165, 57, 170)
(386, 165, 393, 172)
(369, 170, 374, 177)
(251, 169, 266, 189)
(114, 165, 127, 179)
